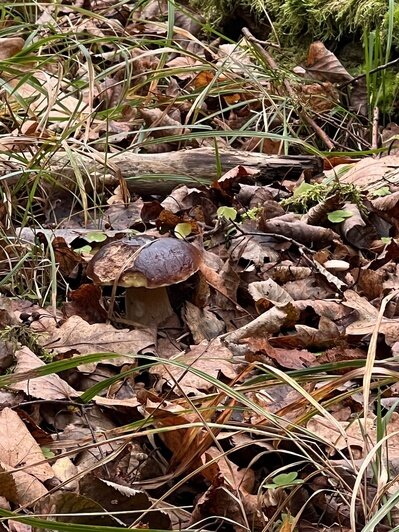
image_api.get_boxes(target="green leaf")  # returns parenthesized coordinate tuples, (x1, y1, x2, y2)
(292, 182, 314, 197)
(273, 472, 298, 485)
(75, 245, 92, 254)
(174, 222, 192, 239)
(263, 471, 304, 489)
(371, 186, 391, 197)
(327, 209, 353, 223)
(41, 447, 55, 459)
(85, 231, 107, 243)
(381, 237, 392, 244)
(217, 206, 237, 221)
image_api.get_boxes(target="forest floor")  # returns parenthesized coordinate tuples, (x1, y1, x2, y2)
(1, 1, 399, 531)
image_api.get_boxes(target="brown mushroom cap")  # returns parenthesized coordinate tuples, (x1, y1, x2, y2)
(86, 236, 152, 286)
(87, 237, 202, 288)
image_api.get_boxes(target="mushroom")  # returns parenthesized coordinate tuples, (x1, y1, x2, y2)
(86, 237, 202, 326)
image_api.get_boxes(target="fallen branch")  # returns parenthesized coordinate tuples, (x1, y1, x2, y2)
(0, 147, 322, 195)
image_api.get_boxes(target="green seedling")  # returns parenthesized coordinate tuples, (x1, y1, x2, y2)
(74, 245, 93, 255)
(174, 222, 193, 239)
(371, 187, 391, 197)
(85, 231, 108, 243)
(327, 209, 353, 223)
(217, 206, 237, 221)
(263, 472, 304, 490)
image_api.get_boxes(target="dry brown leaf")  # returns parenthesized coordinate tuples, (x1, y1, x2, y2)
(79, 474, 171, 528)
(34, 492, 117, 526)
(189, 476, 265, 532)
(63, 284, 108, 324)
(204, 446, 255, 492)
(51, 458, 79, 491)
(382, 122, 399, 155)
(317, 346, 366, 366)
(161, 185, 203, 213)
(183, 301, 225, 343)
(213, 164, 257, 192)
(36, 234, 82, 279)
(10, 347, 78, 400)
(307, 412, 399, 458)
(229, 234, 286, 264)
(226, 302, 300, 346)
(0, 408, 54, 506)
(355, 268, 385, 300)
(8, 521, 31, 532)
(293, 298, 351, 323)
(243, 337, 316, 369)
(260, 214, 339, 248)
(270, 316, 341, 350)
(338, 203, 378, 249)
(296, 81, 339, 113)
(139, 107, 186, 138)
(282, 276, 335, 301)
(304, 41, 352, 83)
(32, 315, 156, 366)
(7, 71, 87, 122)
(328, 155, 399, 192)
(0, 462, 48, 507)
(105, 198, 144, 230)
(248, 279, 293, 313)
(267, 264, 312, 284)
(150, 338, 236, 394)
(144, 403, 204, 471)
(371, 190, 399, 233)
(166, 55, 199, 80)
(0, 37, 24, 60)
(343, 289, 399, 345)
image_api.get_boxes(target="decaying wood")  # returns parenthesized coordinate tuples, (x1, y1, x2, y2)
(0, 148, 322, 195)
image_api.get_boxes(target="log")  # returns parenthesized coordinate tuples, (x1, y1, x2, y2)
(0, 148, 322, 195)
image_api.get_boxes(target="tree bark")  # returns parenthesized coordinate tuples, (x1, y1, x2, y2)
(0, 148, 322, 195)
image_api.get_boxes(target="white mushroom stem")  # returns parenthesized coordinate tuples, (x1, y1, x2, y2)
(125, 286, 174, 326)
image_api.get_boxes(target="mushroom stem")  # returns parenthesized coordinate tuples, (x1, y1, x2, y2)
(125, 286, 174, 326)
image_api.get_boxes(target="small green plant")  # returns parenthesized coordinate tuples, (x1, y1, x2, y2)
(174, 222, 193, 239)
(371, 186, 391, 197)
(241, 206, 262, 220)
(217, 206, 238, 221)
(263, 471, 304, 490)
(327, 209, 353, 223)
(363, 0, 397, 118)
(0, 324, 53, 361)
(281, 181, 364, 214)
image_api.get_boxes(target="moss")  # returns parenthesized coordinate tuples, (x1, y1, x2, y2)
(191, 0, 398, 46)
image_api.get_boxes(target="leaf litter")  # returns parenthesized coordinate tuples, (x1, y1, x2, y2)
(1, 1, 399, 530)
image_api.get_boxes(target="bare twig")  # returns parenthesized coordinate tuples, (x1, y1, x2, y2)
(338, 56, 399, 90)
(371, 106, 380, 152)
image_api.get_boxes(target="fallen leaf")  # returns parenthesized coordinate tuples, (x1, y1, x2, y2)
(343, 289, 399, 346)
(34, 492, 117, 526)
(10, 347, 78, 400)
(63, 284, 108, 324)
(150, 338, 236, 394)
(304, 41, 352, 83)
(0, 408, 54, 506)
(243, 337, 316, 369)
(0, 37, 25, 60)
(31, 315, 156, 366)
